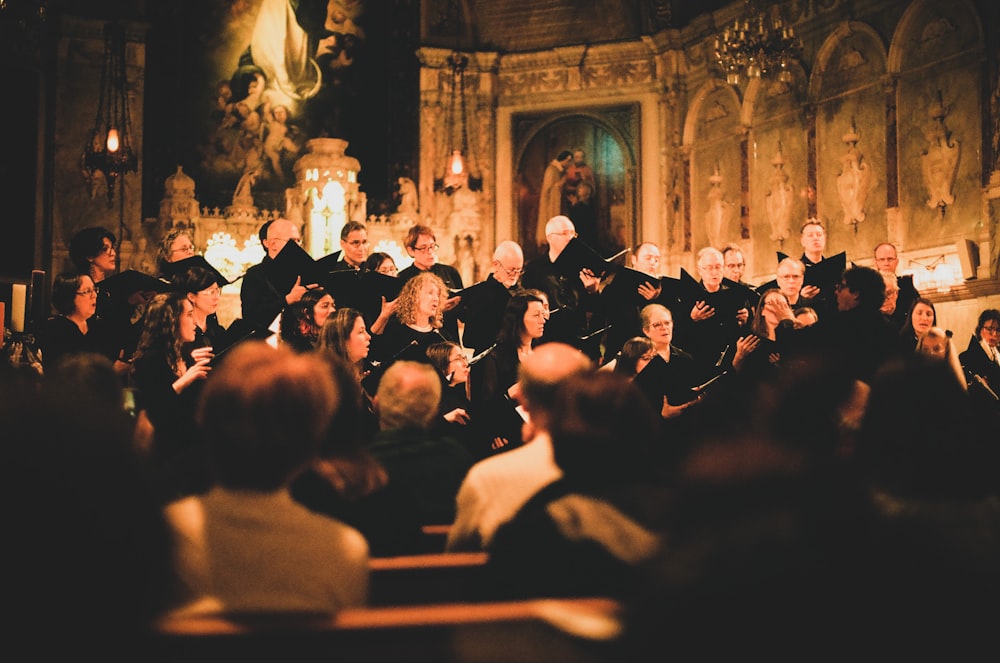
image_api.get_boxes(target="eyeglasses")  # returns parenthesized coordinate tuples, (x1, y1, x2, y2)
(198, 286, 221, 296)
(548, 230, 577, 238)
(448, 355, 469, 365)
(98, 243, 116, 255)
(699, 264, 723, 272)
(413, 243, 438, 253)
(647, 321, 672, 330)
(344, 239, 369, 247)
(496, 263, 524, 278)
(75, 288, 97, 296)
(171, 245, 195, 255)
(981, 326, 1000, 334)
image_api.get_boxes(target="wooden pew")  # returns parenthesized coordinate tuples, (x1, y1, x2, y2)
(154, 597, 624, 663)
(368, 551, 488, 606)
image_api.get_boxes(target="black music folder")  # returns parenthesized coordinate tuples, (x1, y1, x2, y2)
(98, 270, 171, 303)
(160, 254, 234, 287)
(553, 238, 619, 279)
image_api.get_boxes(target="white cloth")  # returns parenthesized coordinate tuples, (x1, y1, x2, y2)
(446, 433, 563, 551)
(165, 487, 369, 614)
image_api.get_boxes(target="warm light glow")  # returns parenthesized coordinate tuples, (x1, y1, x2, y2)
(448, 150, 465, 176)
(106, 128, 120, 152)
(373, 239, 412, 270)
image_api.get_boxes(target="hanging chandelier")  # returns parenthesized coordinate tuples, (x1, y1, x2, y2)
(713, 1, 802, 86)
(83, 22, 137, 207)
(434, 51, 481, 195)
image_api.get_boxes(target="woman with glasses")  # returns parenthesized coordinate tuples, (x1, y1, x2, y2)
(362, 251, 399, 277)
(397, 224, 464, 340)
(170, 266, 228, 359)
(156, 228, 197, 275)
(959, 309, 1000, 407)
(426, 341, 478, 452)
(131, 292, 215, 501)
(38, 272, 120, 370)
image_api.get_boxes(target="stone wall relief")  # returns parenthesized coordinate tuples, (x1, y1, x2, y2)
(921, 89, 960, 218)
(765, 141, 795, 247)
(836, 120, 872, 234)
(703, 163, 736, 250)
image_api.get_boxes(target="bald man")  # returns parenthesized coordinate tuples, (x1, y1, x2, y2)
(521, 215, 603, 356)
(446, 343, 593, 552)
(458, 240, 525, 354)
(240, 218, 314, 333)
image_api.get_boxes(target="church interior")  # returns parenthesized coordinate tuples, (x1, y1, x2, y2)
(1, 0, 998, 337)
(3, 1, 1000, 657)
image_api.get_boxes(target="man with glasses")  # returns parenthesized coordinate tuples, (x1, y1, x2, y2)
(329, 220, 370, 272)
(522, 215, 602, 355)
(458, 240, 525, 355)
(397, 224, 464, 340)
(674, 247, 749, 365)
(600, 242, 664, 361)
(240, 217, 313, 334)
(820, 265, 896, 383)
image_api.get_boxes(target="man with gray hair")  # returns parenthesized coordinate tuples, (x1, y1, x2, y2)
(458, 240, 525, 354)
(446, 343, 593, 551)
(369, 361, 474, 524)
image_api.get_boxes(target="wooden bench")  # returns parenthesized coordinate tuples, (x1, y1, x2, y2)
(155, 597, 623, 663)
(368, 551, 489, 606)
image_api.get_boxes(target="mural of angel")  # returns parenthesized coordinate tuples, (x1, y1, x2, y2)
(836, 123, 871, 229)
(922, 91, 960, 215)
(765, 142, 794, 243)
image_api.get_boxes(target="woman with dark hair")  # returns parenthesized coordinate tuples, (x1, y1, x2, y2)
(291, 354, 425, 556)
(362, 251, 398, 277)
(960, 309, 1000, 414)
(486, 371, 666, 598)
(426, 340, 477, 452)
(131, 292, 214, 500)
(279, 286, 335, 353)
(170, 265, 227, 357)
(37, 272, 119, 370)
(605, 336, 656, 378)
(898, 297, 937, 354)
(469, 292, 547, 454)
(317, 307, 378, 439)
(68, 226, 118, 283)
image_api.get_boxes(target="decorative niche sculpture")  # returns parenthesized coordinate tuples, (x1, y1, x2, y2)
(921, 90, 960, 218)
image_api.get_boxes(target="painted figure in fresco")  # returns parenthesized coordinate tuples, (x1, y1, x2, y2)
(535, 151, 573, 249)
(765, 143, 794, 244)
(262, 103, 300, 181)
(837, 126, 871, 230)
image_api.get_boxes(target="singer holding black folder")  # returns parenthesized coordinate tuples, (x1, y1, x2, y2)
(469, 292, 547, 455)
(457, 240, 524, 355)
(239, 218, 313, 334)
(599, 242, 665, 361)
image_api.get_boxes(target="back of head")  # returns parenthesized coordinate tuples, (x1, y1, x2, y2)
(518, 342, 593, 429)
(842, 265, 885, 311)
(198, 341, 339, 491)
(549, 371, 660, 487)
(375, 360, 441, 430)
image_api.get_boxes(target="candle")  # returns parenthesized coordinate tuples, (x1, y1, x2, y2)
(11, 283, 26, 333)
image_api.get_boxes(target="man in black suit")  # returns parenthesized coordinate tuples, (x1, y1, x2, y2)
(458, 240, 524, 355)
(239, 218, 311, 334)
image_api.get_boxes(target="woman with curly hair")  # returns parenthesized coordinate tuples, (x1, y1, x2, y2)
(370, 271, 453, 374)
(278, 287, 335, 353)
(131, 292, 214, 501)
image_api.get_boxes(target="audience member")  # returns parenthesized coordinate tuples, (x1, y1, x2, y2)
(165, 342, 369, 614)
(368, 360, 474, 524)
(486, 371, 667, 599)
(447, 343, 592, 551)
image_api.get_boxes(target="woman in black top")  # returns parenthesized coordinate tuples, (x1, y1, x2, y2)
(38, 272, 119, 371)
